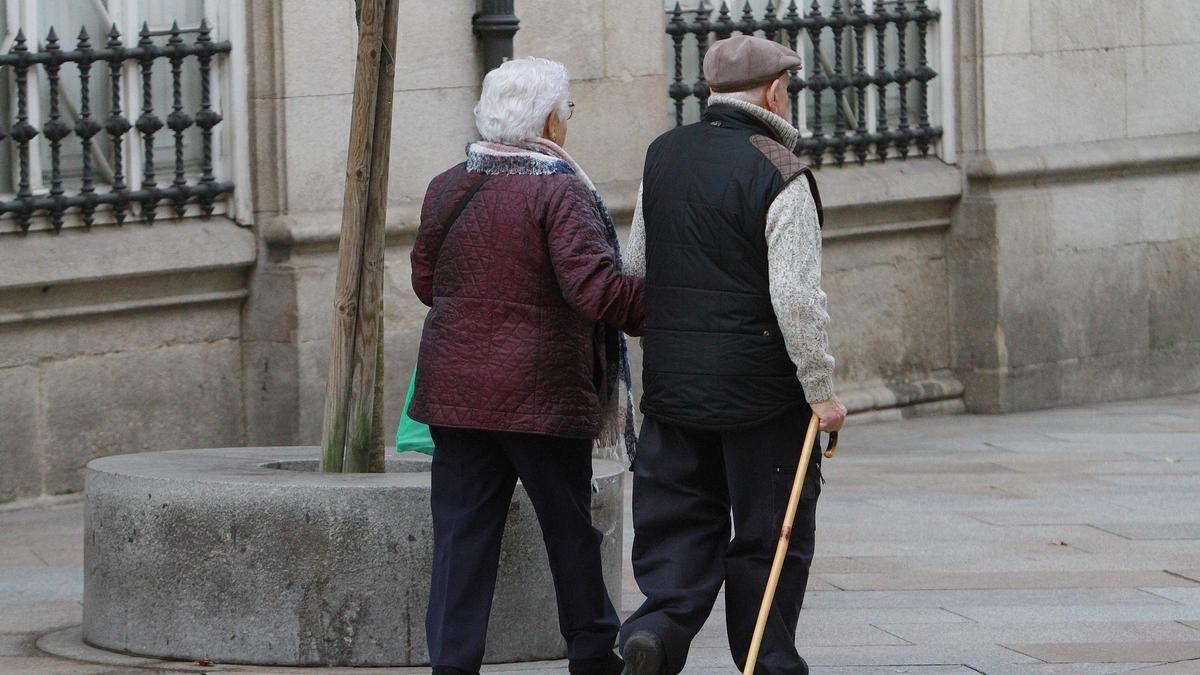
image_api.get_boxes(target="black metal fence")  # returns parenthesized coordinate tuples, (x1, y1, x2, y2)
(667, 0, 942, 167)
(0, 20, 233, 233)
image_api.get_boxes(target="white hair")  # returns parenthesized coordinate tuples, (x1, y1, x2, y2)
(474, 58, 571, 144)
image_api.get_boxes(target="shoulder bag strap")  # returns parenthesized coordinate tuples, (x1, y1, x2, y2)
(432, 172, 492, 256)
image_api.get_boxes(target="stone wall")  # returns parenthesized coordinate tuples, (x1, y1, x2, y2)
(0, 221, 255, 503)
(951, 0, 1200, 412)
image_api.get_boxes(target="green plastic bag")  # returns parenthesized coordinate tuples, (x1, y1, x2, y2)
(395, 364, 435, 456)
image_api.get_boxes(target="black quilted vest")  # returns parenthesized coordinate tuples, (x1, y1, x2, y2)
(640, 104, 823, 430)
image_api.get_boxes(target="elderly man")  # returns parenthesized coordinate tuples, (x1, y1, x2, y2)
(619, 36, 846, 675)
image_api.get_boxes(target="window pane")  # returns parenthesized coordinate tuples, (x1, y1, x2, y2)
(28, 0, 208, 191)
(36, 0, 116, 192)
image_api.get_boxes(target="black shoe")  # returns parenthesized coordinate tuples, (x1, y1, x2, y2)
(569, 651, 624, 675)
(621, 632, 665, 675)
(431, 667, 478, 675)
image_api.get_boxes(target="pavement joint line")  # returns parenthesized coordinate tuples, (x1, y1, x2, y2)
(1162, 570, 1200, 585)
(869, 624, 916, 646)
(997, 643, 1049, 663)
(1137, 588, 1191, 605)
(1084, 524, 1135, 540)
(1173, 619, 1200, 635)
(938, 608, 981, 624)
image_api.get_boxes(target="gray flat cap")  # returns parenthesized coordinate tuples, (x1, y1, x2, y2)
(703, 35, 803, 93)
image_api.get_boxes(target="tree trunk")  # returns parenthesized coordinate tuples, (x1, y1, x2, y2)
(319, 0, 396, 472)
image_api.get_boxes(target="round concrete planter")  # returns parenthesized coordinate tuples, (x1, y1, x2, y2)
(82, 447, 624, 667)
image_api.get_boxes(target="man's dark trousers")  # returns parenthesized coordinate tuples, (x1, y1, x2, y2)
(619, 406, 821, 675)
(426, 427, 620, 672)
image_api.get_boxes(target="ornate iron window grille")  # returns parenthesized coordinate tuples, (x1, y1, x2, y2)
(666, 0, 943, 167)
(0, 20, 233, 233)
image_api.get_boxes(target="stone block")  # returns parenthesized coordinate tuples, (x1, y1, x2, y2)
(516, 0, 606, 82)
(997, 270, 1067, 372)
(388, 85, 481, 216)
(241, 340, 300, 447)
(1147, 240, 1200, 350)
(40, 342, 244, 495)
(0, 366, 39, 503)
(1126, 44, 1200, 138)
(0, 299, 242, 370)
(1059, 351, 1154, 406)
(560, 75, 671, 210)
(947, 199, 1000, 394)
(0, 219, 255, 291)
(392, 0, 480, 92)
(241, 262, 298, 345)
(982, 50, 1126, 151)
(281, 94, 352, 215)
(1140, 0, 1200, 46)
(1044, 179, 1143, 253)
(996, 362, 1063, 412)
(278, 0, 357, 98)
(249, 96, 285, 215)
(293, 255, 339, 345)
(0, 635, 31, 657)
(1030, 0, 1141, 53)
(604, 0, 667, 78)
(824, 225, 946, 273)
(992, 192, 1053, 253)
(823, 258, 950, 385)
(997, 245, 1148, 370)
(1143, 342, 1200, 398)
(296, 339, 330, 445)
(245, 1, 280, 100)
(982, 0, 1032, 56)
(1138, 172, 1200, 243)
(1048, 246, 1149, 360)
(275, 86, 479, 218)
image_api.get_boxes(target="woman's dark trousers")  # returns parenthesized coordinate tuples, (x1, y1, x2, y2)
(426, 426, 620, 672)
(619, 408, 821, 675)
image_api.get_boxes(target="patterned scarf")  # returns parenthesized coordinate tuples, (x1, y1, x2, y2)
(465, 139, 639, 466)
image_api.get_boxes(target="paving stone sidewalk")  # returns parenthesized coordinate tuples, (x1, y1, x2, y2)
(3, 394, 1200, 674)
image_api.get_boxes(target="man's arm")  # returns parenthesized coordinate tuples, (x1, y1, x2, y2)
(625, 182, 647, 279)
(765, 177, 838, 410)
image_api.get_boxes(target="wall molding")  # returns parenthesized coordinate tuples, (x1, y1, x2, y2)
(965, 133, 1200, 185)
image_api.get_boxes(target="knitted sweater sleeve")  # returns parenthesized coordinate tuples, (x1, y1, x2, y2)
(626, 182, 647, 279)
(765, 177, 836, 404)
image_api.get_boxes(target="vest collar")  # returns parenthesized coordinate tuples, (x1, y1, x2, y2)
(703, 94, 800, 151)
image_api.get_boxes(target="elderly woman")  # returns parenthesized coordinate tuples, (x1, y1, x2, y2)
(408, 58, 642, 675)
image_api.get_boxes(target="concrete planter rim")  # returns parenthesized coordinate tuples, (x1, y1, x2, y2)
(82, 446, 625, 667)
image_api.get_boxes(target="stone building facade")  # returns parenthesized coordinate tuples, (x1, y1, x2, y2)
(1, 0, 1197, 504)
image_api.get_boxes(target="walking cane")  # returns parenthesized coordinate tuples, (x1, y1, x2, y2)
(743, 414, 838, 674)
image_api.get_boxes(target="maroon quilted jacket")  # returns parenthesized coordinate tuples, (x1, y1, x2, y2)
(408, 147, 645, 440)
